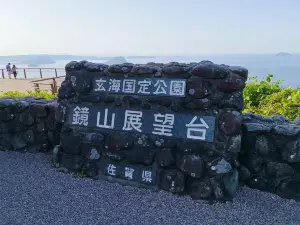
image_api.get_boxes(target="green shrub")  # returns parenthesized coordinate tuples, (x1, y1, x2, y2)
(243, 74, 300, 121)
(243, 74, 282, 108)
(0, 89, 57, 100)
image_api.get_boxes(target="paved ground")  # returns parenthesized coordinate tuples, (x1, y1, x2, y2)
(0, 152, 300, 225)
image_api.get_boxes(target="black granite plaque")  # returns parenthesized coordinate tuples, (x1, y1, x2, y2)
(91, 76, 186, 97)
(66, 104, 216, 142)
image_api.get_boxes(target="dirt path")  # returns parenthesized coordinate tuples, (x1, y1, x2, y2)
(0, 78, 64, 93)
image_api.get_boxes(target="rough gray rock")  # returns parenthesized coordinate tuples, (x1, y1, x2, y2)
(294, 117, 300, 125)
(0, 97, 62, 153)
(240, 113, 300, 201)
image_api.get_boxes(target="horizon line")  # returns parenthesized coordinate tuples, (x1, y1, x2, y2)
(0, 52, 299, 57)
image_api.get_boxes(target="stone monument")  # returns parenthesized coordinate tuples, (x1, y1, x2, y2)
(53, 60, 248, 202)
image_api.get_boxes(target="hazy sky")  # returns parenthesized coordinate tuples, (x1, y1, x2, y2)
(1, 0, 300, 56)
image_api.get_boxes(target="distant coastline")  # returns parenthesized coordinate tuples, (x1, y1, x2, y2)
(105, 57, 127, 65)
(1, 54, 300, 88)
(2, 54, 299, 65)
(0, 54, 159, 64)
(276, 52, 292, 56)
(0, 54, 100, 64)
(127, 56, 156, 59)
(21, 55, 56, 65)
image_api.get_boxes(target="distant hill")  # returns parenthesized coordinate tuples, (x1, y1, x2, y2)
(20, 55, 56, 65)
(276, 52, 292, 56)
(105, 57, 127, 65)
(28, 64, 38, 67)
(98, 57, 114, 60)
(47, 54, 100, 61)
(127, 56, 156, 59)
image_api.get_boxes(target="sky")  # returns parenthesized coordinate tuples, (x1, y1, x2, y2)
(1, 0, 300, 56)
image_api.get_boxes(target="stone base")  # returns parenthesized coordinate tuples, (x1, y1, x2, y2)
(52, 131, 240, 202)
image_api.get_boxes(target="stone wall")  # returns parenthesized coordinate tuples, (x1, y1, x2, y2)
(239, 113, 300, 200)
(0, 97, 61, 153)
(54, 60, 248, 202)
(1, 62, 300, 203)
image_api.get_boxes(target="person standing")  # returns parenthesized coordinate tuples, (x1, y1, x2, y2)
(12, 65, 18, 79)
(6, 63, 12, 79)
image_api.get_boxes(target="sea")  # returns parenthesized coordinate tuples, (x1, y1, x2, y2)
(1, 54, 300, 88)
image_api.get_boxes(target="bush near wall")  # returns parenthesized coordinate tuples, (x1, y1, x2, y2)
(0, 90, 57, 100)
(243, 75, 300, 121)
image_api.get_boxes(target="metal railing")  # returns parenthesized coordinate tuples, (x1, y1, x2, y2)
(0, 68, 66, 79)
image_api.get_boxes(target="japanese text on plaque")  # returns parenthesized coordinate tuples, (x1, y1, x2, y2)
(69, 105, 215, 142)
(93, 77, 186, 97)
(104, 163, 156, 185)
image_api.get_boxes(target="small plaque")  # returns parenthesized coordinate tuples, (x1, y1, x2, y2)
(103, 162, 157, 185)
(92, 76, 186, 97)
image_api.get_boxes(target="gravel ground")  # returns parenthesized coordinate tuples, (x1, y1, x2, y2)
(0, 152, 300, 225)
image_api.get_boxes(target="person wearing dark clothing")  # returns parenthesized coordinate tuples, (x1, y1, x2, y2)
(6, 63, 12, 79)
(12, 65, 18, 79)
